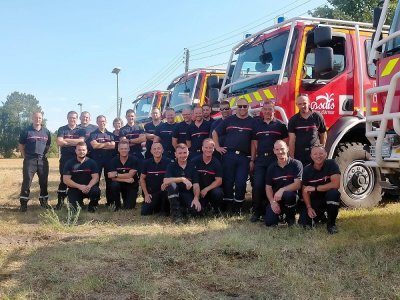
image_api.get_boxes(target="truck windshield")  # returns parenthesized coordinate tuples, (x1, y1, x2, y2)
(169, 76, 198, 110)
(230, 30, 297, 94)
(386, 3, 400, 55)
(135, 94, 154, 119)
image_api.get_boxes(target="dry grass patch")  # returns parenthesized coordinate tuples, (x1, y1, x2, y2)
(0, 159, 399, 299)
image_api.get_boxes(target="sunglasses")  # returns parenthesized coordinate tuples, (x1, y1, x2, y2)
(220, 107, 230, 111)
(237, 105, 248, 109)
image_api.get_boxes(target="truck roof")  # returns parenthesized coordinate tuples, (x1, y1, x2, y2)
(167, 68, 226, 90)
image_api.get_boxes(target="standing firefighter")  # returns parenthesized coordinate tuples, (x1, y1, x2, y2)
(288, 95, 327, 166)
(56, 111, 85, 209)
(213, 98, 256, 214)
(18, 112, 51, 212)
(250, 100, 288, 222)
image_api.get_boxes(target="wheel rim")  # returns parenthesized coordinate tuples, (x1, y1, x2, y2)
(343, 160, 375, 200)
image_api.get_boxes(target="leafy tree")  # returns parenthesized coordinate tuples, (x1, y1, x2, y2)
(309, 0, 396, 25)
(0, 92, 43, 158)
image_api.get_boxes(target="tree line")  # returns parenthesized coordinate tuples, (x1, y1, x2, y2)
(0, 92, 58, 158)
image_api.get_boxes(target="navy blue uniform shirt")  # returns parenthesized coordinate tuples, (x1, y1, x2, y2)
(192, 156, 223, 189)
(19, 125, 51, 157)
(119, 124, 145, 156)
(215, 115, 256, 155)
(109, 155, 140, 181)
(302, 159, 340, 188)
(87, 129, 115, 161)
(142, 157, 172, 193)
(254, 118, 288, 156)
(288, 111, 326, 157)
(63, 157, 99, 185)
(155, 122, 176, 154)
(57, 125, 86, 157)
(144, 121, 161, 152)
(186, 120, 211, 153)
(173, 121, 191, 144)
(165, 161, 199, 192)
(79, 124, 98, 141)
(266, 158, 303, 193)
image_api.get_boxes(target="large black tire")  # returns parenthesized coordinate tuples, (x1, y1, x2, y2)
(335, 142, 382, 208)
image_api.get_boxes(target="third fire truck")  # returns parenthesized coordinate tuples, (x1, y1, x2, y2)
(214, 17, 388, 208)
(133, 90, 170, 124)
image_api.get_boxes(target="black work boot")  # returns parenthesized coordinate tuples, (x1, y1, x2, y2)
(39, 196, 51, 209)
(327, 224, 338, 234)
(232, 201, 243, 216)
(55, 196, 65, 210)
(20, 199, 28, 212)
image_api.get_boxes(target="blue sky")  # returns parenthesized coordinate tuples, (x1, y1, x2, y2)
(0, 0, 327, 131)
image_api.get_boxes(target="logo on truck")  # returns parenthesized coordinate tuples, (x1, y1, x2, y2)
(311, 93, 335, 114)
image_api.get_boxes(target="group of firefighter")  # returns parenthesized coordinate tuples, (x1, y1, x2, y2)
(18, 95, 341, 234)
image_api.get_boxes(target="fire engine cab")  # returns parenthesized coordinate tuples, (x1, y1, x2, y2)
(133, 90, 170, 124)
(166, 68, 225, 120)
(214, 17, 386, 208)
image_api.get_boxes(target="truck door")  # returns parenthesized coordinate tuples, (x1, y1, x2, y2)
(298, 30, 352, 128)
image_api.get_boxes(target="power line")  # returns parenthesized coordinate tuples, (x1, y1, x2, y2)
(125, 52, 183, 98)
(136, 59, 183, 93)
(136, 58, 183, 92)
(189, 0, 314, 61)
(191, 50, 231, 62)
(189, 0, 312, 52)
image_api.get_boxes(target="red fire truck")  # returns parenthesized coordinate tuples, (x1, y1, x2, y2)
(132, 90, 170, 124)
(214, 17, 387, 208)
(366, 1, 400, 201)
(167, 68, 226, 120)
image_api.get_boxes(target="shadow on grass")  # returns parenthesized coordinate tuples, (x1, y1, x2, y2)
(0, 212, 399, 299)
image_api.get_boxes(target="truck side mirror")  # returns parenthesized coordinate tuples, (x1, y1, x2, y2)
(315, 47, 333, 75)
(314, 26, 332, 46)
(372, 32, 383, 53)
(208, 88, 220, 106)
(373, 6, 383, 28)
(207, 75, 220, 88)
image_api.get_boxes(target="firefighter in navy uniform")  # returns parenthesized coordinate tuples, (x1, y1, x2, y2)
(202, 103, 214, 124)
(107, 140, 139, 210)
(79, 111, 98, 157)
(192, 138, 223, 215)
(265, 140, 302, 227)
(250, 100, 288, 222)
(288, 95, 327, 166)
(144, 108, 162, 159)
(299, 145, 341, 234)
(88, 115, 115, 206)
(140, 142, 172, 216)
(172, 106, 192, 148)
(186, 106, 211, 160)
(210, 100, 232, 162)
(154, 108, 177, 159)
(18, 112, 51, 212)
(164, 143, 201, 224)
(63, 142, 100, 212)
(120, 109, 146, 159)
(213, 98, 256, 214)
(56, 111, 85, 209)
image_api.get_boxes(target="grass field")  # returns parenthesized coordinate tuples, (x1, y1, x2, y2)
(0, 158, 399, 299)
